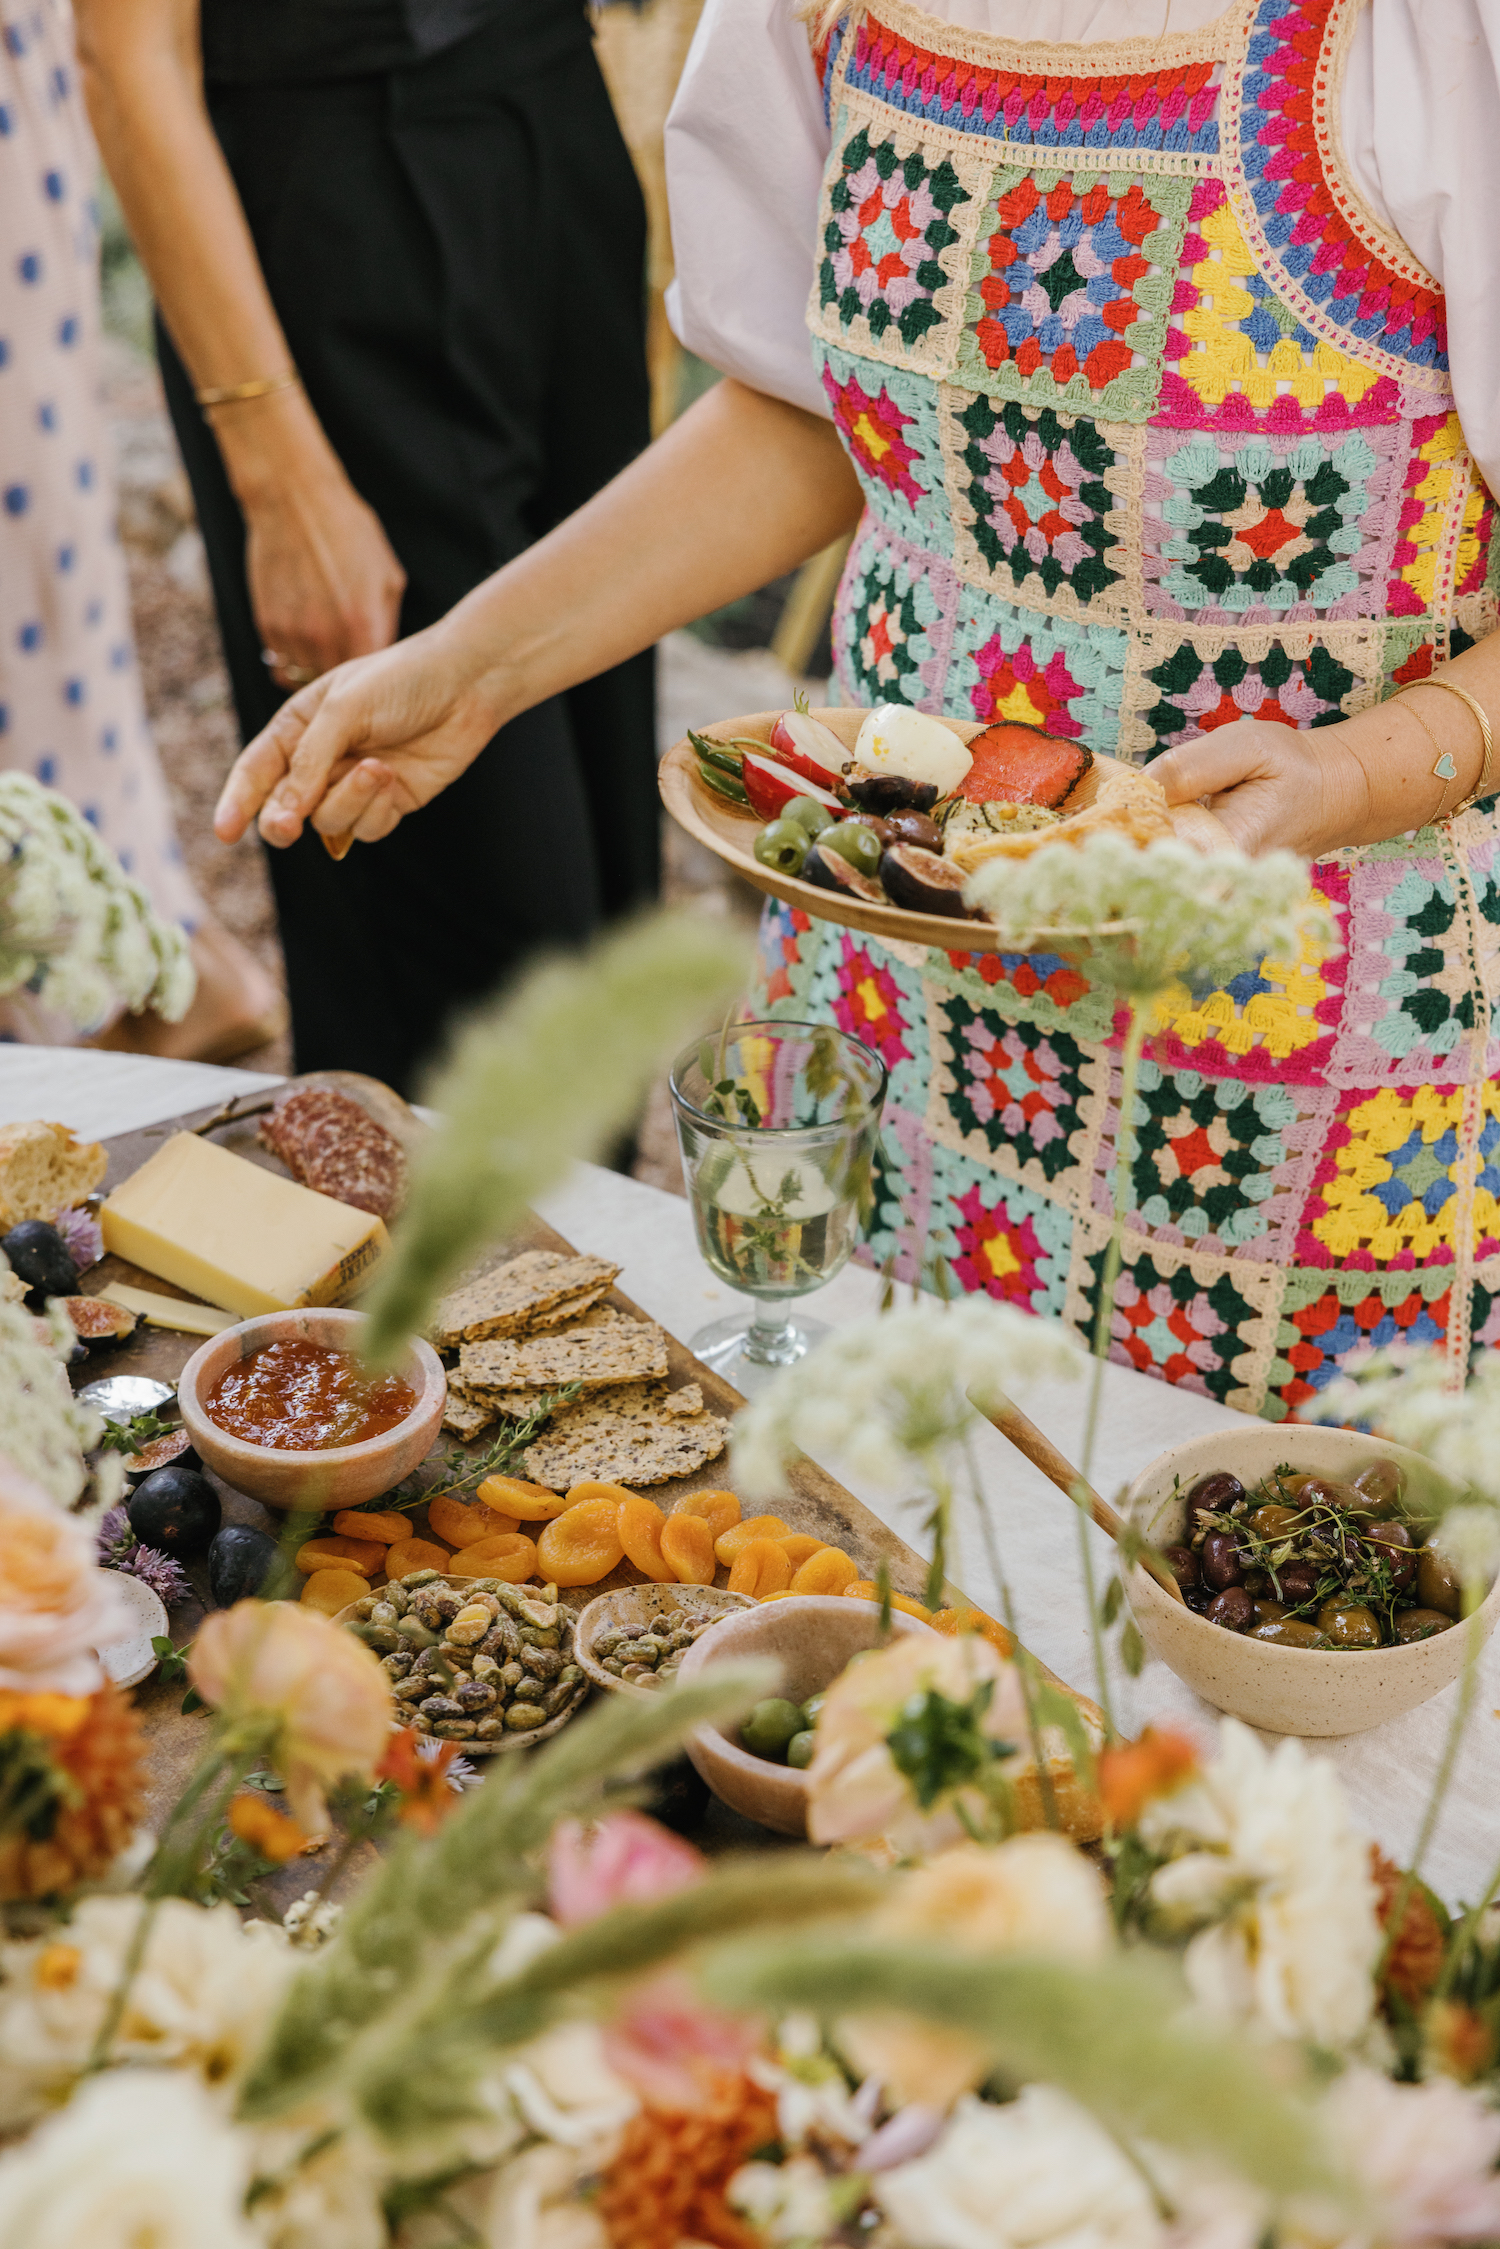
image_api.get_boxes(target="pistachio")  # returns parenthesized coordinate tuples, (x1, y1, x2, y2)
(392, 1677, 427, 1703)
(593, 1629, 622, 1658)
(474, 1716, 505, 1739)
(419, 1694, 465, 1721)
(456, 1680, 497, 1711)
(350, 1623, 399, 1653)
(370, 1602, 398, 1628)
(351, 1596, 379, 1621)
(521, 1645, 563, 1679)
(433, 1719, 477, 1738)
(519, 1625, 560, 1650)
(500, 1661, 526, 1692)
(385, 1583, 410, 1616)
(380, 1650, 414, 1678)
(505, 1703, 548, 1731)
(471, 1653, 501, 1681)
(400, 1569, 442, 1589)
(446, 1603, 493, 1647)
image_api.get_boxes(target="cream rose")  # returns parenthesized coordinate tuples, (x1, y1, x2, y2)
(0, 1459, 130, 1695)
(0, 2068, 257, 2249)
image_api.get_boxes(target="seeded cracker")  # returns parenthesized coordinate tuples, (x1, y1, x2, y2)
(530, 1285, 610, 1330)
(459, 1321, 668, 1399)
(521, 1382, 729, 1490)
(441, 1384, 496, 1440)
(431, 1251, 620, 1349)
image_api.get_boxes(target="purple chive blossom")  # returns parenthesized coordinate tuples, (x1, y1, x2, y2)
(53, 1204, 103, 1269)
(114, 1542, 191, 1606)
(97, 1505, 134, 1566)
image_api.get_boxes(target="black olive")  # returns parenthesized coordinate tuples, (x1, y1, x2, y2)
(1206, 1586, 1255, 1632)
(1277, 1558, 1321, 1604)
(1, 1220, 78, 1299)
(880, 844, 970, 919)
(883, 809, 943, 852)
(1200, 1531, 1245, 1589)
(1243, 1568, 1273, 1598)
(844, 771, 939, 815)
(1163, 1543, 1199, 1589)
(1364, 1522, 1417, 1590)
(128, 1465, 222, 1560)
(1350, 1459, 1405, 1518)
(1185, 1472, 1244, 1532)
(1183, 1586, 1214, 1616)
(1251, 1597, 1288, 1628)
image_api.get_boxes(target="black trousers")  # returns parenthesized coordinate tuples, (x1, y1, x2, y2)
(163, 8, 657, 1095)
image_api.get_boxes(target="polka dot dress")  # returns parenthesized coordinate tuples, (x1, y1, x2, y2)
(0, 0, 202, 937)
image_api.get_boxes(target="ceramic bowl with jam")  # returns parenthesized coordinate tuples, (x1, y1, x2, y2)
(177, 1308, 446, 1509)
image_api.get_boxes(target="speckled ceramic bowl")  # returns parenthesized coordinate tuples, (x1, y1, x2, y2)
(177, 1307, 445, 1511)
(573, 1583, 755, 1698)
(675, 1595, 936, 1835)
(1125, 1424, 1500, 1736)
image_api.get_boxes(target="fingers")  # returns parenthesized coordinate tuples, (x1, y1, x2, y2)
(312, 758, 403, 845)
(1151, 722, 1281, 806)
(214, 683, 329, 842)
(256, 675, 374, 846)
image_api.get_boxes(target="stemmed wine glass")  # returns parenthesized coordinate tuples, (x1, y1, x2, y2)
(668, 1019, 888, 1395)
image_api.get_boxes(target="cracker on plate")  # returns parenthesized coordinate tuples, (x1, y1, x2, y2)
(458, 1320, 668, 1400)
(431, 1251, 620, 1349)
(521, 1381, 729, 1490)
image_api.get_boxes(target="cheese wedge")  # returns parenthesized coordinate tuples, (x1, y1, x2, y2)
(96, 1283, 235, 1337)
(101, 1134, 388, 1318)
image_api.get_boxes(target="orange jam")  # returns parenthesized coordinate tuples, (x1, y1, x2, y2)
(206, 1339, 416, 1450)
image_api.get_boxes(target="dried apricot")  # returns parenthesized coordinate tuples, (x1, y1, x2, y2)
(659, 1513, 715, 1585)
(791, 1547, 859, 1597)
(714, 1515, 790, 1567)
(294, 1535, 380, 1577)
(673, 1489, 741, 1543)
(841, 1579, 932, 1621)
(386, 1537, 453, 1578)
(300, 1568, 370, 1616)
(450, 1531, 537, 1582)
(778, 1533, 824, 1569)
(427, 1494, 503, 1549)
(565, 1480, 638, 1510)
(477, 1474, 569, 1521)
(728, 1539, 793, 1598)
(929, 1607, 1014, 1656)
(536, 1497, 625, 1587)
(332, 1508, 408, 1546)
(618, 1496, 673, 1583)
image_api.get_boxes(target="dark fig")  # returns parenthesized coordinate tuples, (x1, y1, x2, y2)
(207, 1523, 281, 1606)
(843, 770, 939, 816)
(880, 843, 969, 919)
(59, 1297, 137, 1346)
(883, 808, 944, 852)
(123, 1429, 201, 1481)
(2, 1220, 78, 1299)
(128, 1464, 221, 1560)
(802, 843, 886, 903)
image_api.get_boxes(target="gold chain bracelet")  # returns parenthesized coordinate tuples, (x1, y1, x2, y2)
(194, 371, 301, 412)
(1398, 673, 1496, 822)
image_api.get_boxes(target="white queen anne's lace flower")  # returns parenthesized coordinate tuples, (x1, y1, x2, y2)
(0, 1301, 118, 1512)
(1141, 1721, 1379, 2051)
(732, 1296, 1084, 1500)
(963, 832, 1330, 1001)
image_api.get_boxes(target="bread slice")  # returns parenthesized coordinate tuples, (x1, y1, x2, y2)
(0, 1122, 107, 1230)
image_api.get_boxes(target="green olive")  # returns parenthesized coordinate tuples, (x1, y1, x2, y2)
(1250, 1598, 1288, 1628)
(754, 819, 810, 876)
(1417, 1543, 1464, 1619)
(800, 1692, 826, 1728)
(1247, 1504, 1301, 1542)
(1392, 1607, 1455, 1644)
(1350, 1459, 1405, 1519)
(786, 1729, 816, 1769)
(1316, 1601, 1383, 1649)
(1248, 1620, 1333, 1648)
(785, 796, 837, 838)
(821, 821, 884, 877)
(741, 1697, 805, 1762)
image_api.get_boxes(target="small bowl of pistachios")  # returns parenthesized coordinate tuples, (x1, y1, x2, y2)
(573, 1583, 754, 1698)
(336, 1570, 587, 1752)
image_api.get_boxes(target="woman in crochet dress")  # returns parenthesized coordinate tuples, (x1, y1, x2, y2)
(212, 0, 1500, 1419)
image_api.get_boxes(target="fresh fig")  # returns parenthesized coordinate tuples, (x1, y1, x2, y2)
(128, 1464, 221, 1560)
(60, 1297, 138, 1345)
(802, 843, 886, 903)
(207, 1522, 281, 1606)
(2, 1220, 78, 1299)
(844, 770, 939, 816)
(879, 843, 970, 918)
(123, 1429, 201, 1481)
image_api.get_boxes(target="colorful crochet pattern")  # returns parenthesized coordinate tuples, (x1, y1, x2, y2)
(790, 0, 1500, 1416)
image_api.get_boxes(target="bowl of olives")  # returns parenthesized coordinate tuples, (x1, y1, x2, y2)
(1124, 1425, 1500, 1735)
(674, 1595, 936, 1835)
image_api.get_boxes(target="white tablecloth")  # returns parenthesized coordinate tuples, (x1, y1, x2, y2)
(17, 1049, 1497, 1908)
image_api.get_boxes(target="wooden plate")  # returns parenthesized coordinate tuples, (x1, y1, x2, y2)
(659, 707, 1226, 953)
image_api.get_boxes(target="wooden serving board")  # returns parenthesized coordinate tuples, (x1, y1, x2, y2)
(83, 1101, 1002, 1880)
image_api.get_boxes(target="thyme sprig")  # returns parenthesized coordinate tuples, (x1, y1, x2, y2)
(358, 1384, 582, 1517)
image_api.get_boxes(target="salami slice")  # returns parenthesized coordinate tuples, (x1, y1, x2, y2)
(260, 1087, 408, 1220)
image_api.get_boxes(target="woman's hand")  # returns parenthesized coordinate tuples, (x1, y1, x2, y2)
(213, 621, 504, 849)
(242, 469, 407, 688)
(1151, 718, 1373, 858)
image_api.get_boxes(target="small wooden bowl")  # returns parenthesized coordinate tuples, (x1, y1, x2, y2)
(333, 1575, 586, 1755)
(675, 1595, 935, 1836)
(177, 1307, 445, 1511)
(1125, 1425, 1500, 1736)
(574, 1583, 754, 1698)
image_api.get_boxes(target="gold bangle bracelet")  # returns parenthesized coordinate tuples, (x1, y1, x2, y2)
(1400, 697, 1462, 823)
(1415, 675, 1496, 812)
(194, 371, 301, 411)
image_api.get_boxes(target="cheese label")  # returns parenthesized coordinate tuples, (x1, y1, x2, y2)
(101, 1133, 390, 1318)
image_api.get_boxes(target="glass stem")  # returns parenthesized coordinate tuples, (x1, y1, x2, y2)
(745, 1301, 796, 1363)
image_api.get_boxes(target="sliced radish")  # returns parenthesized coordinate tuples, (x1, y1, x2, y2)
(768, 709, 850, 788)
(854, 703, 972, 795)
(741, 753, 845, 824)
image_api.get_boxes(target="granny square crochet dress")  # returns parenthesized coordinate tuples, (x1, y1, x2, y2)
(750, 0, 1500, 1419)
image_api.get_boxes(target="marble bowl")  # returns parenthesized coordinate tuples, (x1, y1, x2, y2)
(675, 1595, 936, 1835)
(177, 1307, 445, 1511)
(1124, 1423, 1500, 1736)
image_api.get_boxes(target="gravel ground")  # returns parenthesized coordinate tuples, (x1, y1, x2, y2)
(107, 340, 821, 1194)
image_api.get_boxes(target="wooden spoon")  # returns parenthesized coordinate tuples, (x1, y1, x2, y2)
(973, 1393, 1186, 1606)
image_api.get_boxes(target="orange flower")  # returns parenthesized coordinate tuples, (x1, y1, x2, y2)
(1371, 1846, 1447, 2011)
(1096, 1726, 1198, 1829)
(188, 1600, 389, 1838)
(0, 1690, 90, 1742)
(376, 1726, 462, 1835)
(0, 1683, 146, 1900)
(1425, 2000, 1496, 2084)
(227, 1793, 307, 1863)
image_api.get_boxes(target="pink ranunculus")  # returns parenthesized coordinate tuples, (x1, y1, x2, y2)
(602, 1972, 762, 2114)
(0, 1458, 131, 1695)
(187, 1600, 390, 1837)
(546, 1812, 704, 1929)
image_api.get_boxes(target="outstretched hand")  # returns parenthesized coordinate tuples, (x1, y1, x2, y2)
(214, 626, 504, 851)
(1151, 717, 1371, 860)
